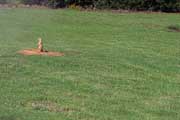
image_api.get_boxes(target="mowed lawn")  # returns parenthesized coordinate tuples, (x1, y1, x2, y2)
(0, 8, 180, 120)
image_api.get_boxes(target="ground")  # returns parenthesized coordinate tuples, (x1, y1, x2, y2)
(0, 8, 180, 120)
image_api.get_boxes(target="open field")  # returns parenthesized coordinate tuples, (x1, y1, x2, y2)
(0, 8, 180, 120)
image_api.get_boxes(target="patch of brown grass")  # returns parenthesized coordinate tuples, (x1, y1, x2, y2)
(26, 101, 72, 113)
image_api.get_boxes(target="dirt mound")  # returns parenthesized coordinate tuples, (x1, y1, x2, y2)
(18, 49, 64, 57)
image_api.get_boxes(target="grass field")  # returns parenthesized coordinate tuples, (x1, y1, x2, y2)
(0, 8, 180, 120)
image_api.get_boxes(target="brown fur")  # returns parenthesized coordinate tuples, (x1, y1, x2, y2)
(38, 38, 43, 52)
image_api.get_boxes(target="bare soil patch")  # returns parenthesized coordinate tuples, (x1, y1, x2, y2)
(141, 23, 161, 29)
(18, 49, 64, 57)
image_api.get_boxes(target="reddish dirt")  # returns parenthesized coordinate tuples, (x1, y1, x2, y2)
(18, 49, 64, 57)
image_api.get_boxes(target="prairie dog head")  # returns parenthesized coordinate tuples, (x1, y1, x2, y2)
(38, 38, 42, 45)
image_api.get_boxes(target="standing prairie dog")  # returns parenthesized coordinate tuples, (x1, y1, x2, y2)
(38, 38, 43, 52)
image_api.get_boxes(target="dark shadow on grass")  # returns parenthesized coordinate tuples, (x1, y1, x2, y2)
(167, 25, 180, 32)
(0, 115, 17, 120)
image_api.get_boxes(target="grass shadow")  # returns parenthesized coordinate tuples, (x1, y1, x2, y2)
(167, 25, 180, 32)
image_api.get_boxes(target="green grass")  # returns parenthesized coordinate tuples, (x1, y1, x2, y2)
(0, 8, 180, 120)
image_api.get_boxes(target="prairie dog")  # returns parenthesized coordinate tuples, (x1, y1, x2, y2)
(38, 38, 43, 52)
